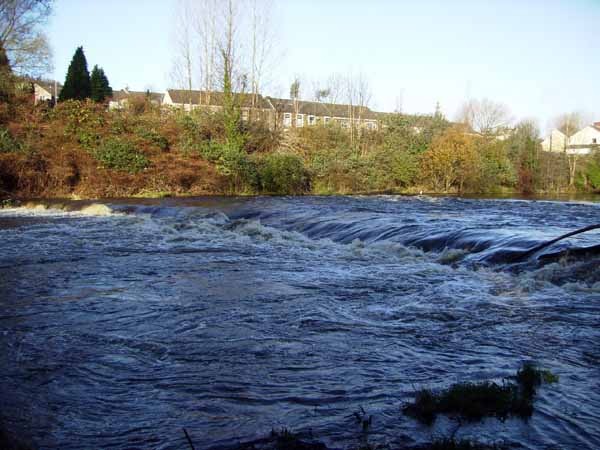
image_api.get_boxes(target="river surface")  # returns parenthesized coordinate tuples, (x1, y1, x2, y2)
(1, 195, 599, 449)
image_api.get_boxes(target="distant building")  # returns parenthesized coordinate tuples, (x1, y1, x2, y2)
(162, 88, 381, 131)
(542, 122, 600, 155)
(109, 88, 164, 110)
(567, 123, 600, 154)
(541, 129, 568, 153)
(30, 80, 62, 105)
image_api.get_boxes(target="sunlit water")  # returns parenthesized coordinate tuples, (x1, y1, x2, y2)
(1, 196, 599, 449)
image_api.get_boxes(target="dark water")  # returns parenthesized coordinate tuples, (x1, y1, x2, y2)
(1, 196, 599, 449)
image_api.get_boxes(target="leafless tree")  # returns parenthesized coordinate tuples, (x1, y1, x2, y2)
(170, 0, 196, 107)
(457, 98, 513, 135)
(248, 0, 278, 108)
(0, 0, 53, 77)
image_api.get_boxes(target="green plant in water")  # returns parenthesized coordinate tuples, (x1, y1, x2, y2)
(93, 138, 149, 173)
(403, 363, 558, 425)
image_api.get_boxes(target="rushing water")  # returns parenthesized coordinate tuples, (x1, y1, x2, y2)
(1, 195, 600, 449)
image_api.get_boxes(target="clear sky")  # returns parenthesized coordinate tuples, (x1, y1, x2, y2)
(47, 0, 600, 131)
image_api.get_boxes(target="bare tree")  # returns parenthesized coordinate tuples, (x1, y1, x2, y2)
(457, 98, 513, 135)
(0, 0, 53, 77)
(248, 0, 278, 108)
(170, 0, 196, 108)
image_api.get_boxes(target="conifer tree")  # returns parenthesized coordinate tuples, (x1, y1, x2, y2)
(99, 68, 112, 100)
(0, 42, 13, 103)
(59, 46, 91, 101)
(90, 65, 112, 102)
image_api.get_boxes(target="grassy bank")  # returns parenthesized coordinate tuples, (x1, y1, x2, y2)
(1, 97, 598, 200)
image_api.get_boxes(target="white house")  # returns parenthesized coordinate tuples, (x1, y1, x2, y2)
(541, 129, 568, 153)
(567, 123, 600, 155)
(109, 88, 164, 110)
(33, 81, 61, 104)
(542, 122, 600, 155)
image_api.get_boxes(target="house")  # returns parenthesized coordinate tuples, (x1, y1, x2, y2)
(541, 129, 568, 153)
(163, 89, 273, 121)
(30, 80, 62, 104)
(542, 122, 600, 155)
(267, 97, 380, 131)
(109, 88, 164, 110)
(163, 88, 381, 131)
(567, 123, 600, 154)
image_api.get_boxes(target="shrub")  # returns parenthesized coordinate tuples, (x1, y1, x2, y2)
(256, 153, 310, 194)
(0, 127, 20, 153)
(93, 138, 149, 173)
(51, 100, 106, 135)
(134, 126, 169, 151)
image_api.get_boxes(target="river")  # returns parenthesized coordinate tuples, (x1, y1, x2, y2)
(1, 195, 599, 449)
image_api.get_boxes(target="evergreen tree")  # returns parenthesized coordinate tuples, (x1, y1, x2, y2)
(59, 46, 91, 101)
(90, 65, 112, 102)
(100, 68, 112, 100)
(0, 42, 13, 103)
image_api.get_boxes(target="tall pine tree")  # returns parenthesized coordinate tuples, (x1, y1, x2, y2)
(0, 42, 13, 103)
(59, 46, 91, 101)
(90, 65, 112, 102)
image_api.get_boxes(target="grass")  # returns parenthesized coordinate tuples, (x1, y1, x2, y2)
(403, 363, 558, 425)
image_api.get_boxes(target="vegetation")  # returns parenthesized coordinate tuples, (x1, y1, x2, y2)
(0, 93, 599, 200)
(59, 46, 91, 101)
(90, 65, 112, 103)
(403, 363, 558, 425)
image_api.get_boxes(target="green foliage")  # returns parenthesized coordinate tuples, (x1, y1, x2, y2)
(52, 100, 105, 135)
(134, 126, 169, 151)
(256, 153, 310, 194)
(90, 65, 112, 103)
(59, 46, 91, 101)
(585, 153, 600, 190)
(93, 138, 149, 173)
(0, 127, 20, 153)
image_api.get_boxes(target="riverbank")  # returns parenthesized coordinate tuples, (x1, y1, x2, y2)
(2, 99, 599, 200)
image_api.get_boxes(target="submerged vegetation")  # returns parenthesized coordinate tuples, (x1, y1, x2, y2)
(403, 363, 558, 425)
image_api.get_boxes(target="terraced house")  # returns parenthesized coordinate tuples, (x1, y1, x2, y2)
(162, 89, 381, 131)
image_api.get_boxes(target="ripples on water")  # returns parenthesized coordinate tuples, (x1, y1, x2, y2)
(0, 196, 599, 449)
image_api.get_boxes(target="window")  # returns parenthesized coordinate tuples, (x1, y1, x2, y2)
(296, 114, 304, 127)
(241, 110, 249, 121)
(308, 115, 315, 126)
(283, 113, 292, 127)
(593, 138, 598, 144)
(324, 117, 331, 124)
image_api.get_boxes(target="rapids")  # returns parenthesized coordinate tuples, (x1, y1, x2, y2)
(0, 195, 599, 449)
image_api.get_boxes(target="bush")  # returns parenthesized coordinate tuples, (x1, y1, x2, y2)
(93, 138, 149, 173)
(0, 127, 20, 153)
(256, 153, 310, 194)
(134, 126, 169, 151)
(51, 100, 106, 135)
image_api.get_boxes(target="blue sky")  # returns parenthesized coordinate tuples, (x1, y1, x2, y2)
(47, 0, 600, 130)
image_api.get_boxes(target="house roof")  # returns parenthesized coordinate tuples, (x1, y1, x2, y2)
(111, 89, 164, 103)
(266, 97, 378, 120)
(167, 89, 272, 109)
(593, 122, 600, 132)
(30, 79, 62, 96)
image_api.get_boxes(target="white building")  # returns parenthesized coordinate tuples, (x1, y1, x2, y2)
(567, 123, 600, 155)
(541, 129, 568, 153)
(542, 122, 600, 155)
